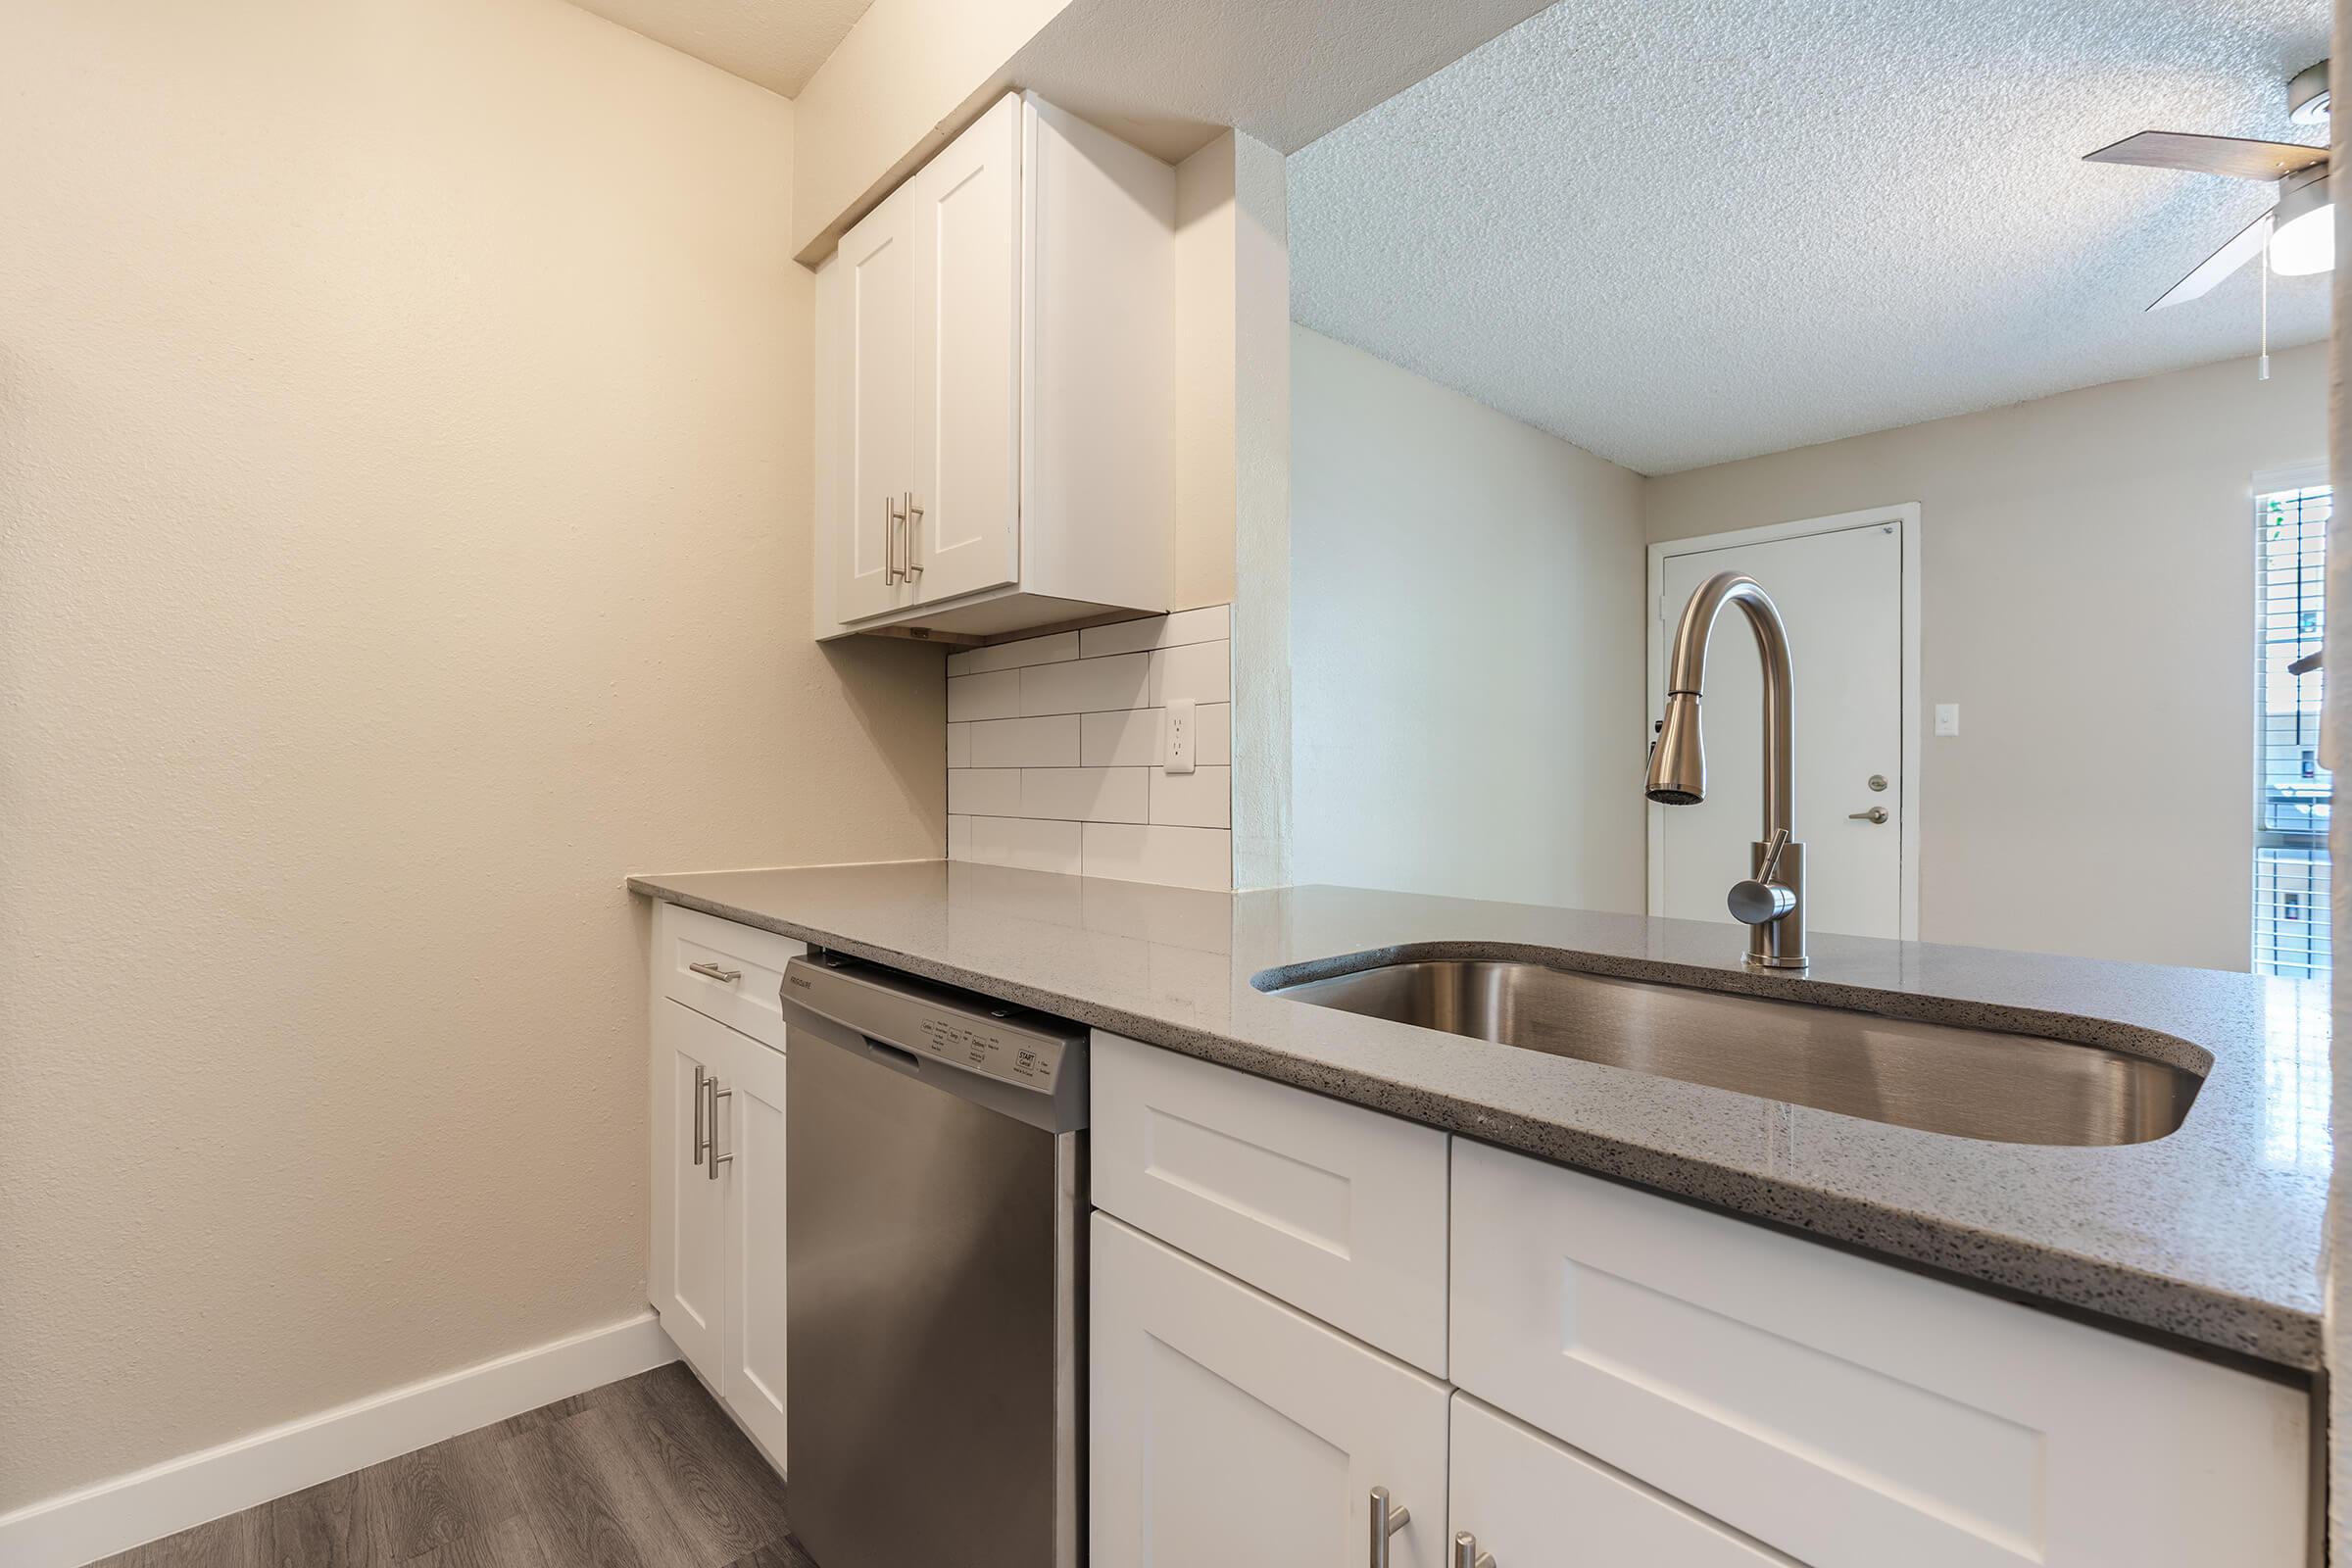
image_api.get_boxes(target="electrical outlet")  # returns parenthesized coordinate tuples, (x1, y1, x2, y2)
(1164, 699, 1197, 773)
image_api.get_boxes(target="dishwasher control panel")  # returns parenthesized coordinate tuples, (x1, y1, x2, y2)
(782, 954, 1084, 1098)
(908, 1005, 1070, 1089)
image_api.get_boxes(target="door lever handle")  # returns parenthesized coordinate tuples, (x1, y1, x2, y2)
(1849, 807, 1889, 824)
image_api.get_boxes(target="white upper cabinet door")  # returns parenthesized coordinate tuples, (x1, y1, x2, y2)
(834, 186, 915, 623)
(651, 999, 730, 1385)
(716, 1026, 789, 1472)
(1091, 1213, 1451, 1568)
(1448, 1394, 1796, 1568)
(906, 93, 1023, 607)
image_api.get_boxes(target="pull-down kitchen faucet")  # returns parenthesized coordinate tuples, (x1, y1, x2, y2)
(1645, 571, 1808, 970)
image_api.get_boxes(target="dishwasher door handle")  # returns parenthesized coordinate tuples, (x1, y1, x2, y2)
(863, 1038, 924, 1075)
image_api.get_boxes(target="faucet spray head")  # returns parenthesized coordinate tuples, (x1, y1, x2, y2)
(1644, 692, 1706, 805)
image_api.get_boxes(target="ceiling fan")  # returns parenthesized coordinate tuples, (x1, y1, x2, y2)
(2082, 60, 2332, 310)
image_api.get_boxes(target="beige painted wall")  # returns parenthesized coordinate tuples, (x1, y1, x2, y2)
(1172, 137, 1244, 612)
(0, 0, 942, 1512)
(1646, 344, 2327, 970)
(1290, 328, 1648, 909)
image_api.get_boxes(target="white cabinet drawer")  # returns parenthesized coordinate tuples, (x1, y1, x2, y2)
(1091, 1213, 1451, 1568)
(1091, 1032, 1449, 1375)
(653, 901, 804, 1052)
(1449, 1393, 1793, 1568)
(1450, 1140, 2309, 1568)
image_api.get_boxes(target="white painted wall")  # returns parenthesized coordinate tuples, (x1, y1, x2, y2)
(1645, 344, 2327, 971)
(0, 0, 942, 1515)
(1230, 134, 1295, 891)
(2319, 18, 2347, 1547)
(1289, 327, 1648, 909)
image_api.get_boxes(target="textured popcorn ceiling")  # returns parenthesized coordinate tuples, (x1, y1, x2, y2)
(564, 0, 873, 95)
(1289, 0, 2333, 474)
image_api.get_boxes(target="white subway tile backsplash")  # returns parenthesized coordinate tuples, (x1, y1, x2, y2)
(942, 608, 1233, 889)
(1150, 639, 1231, 706)
(1082, 704, 1232, 767)
(1081, 823, 1232, 890)
(1191, 703, 1233, 766)
(1081, 709, 1158, 768)
(947, 631, 1080, 677)
(1151, 765, 1232, 828)
(1021, 652, 1151, 716)
(970, 714, 1081, 768)
(1078, 604, 1232, 658)
(949, 767, 1022, 816)
(1021, 766, 1149, 823)
(968, 815, 1083, 875)
(948, 669, 1022, 721)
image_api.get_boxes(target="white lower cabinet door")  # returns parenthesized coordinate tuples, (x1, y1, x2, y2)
(716, 1025, 788, 1470)
(1091, 1212, 1450, 1568)
(1448, 1394, 1794, 1568)
(651, 999, 729, 1384)
(1450, 1140, 2310, 1568)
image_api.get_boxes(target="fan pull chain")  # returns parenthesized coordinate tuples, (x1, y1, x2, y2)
(2259, 237, 2272, 381)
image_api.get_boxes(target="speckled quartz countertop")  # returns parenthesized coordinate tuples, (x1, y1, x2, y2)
(629, 860, 2329, 1372)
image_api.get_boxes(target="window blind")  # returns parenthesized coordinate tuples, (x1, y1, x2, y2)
(2254, 483, 2329, 980)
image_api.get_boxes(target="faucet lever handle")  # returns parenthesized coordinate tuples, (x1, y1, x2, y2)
(1756, 826, 1791, 884)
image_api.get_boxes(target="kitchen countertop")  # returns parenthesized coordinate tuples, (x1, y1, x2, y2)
(629, 860, 2329, 1372)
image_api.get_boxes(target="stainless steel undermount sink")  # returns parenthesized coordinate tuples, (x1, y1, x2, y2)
(1255, 954, 2203, 1147)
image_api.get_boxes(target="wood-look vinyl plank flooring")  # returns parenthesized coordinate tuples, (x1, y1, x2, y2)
(87, 1366, 802, 1568)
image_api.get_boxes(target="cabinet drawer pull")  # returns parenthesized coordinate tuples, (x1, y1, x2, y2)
(705, 1072, 732, 1180)
(692, 1063, 708, 1166)
(884, 493, 903, 584)
(688, 961, 742, 984)
(906, 492, 924, 578)
(1453, 1531, 1495, 1568)
(1368, 1487, 1410, 1568)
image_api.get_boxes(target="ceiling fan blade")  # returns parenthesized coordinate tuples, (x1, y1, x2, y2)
(2084, 129, 2328, 181)
(2148, 210, 2274, 310)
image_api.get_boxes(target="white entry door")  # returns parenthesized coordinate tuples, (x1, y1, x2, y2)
(1649, 513, 1911, 939)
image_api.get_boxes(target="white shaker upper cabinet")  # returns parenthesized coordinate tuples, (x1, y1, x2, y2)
(906, 91, 1021, 608)
(816, 92, 1175, 641)
(832, 189, 915, 624)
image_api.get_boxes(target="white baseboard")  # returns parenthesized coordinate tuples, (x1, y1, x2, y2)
(0, 1310, 679, 1568)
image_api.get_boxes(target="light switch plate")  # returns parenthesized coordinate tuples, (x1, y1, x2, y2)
(1935, 703, 1960, 736)
(1164, 699, 1197, 773)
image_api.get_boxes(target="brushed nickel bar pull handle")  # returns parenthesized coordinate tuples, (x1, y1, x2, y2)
(1453, 1531, 1494, 1568)
(1368, 1487, 1409, 1568)
(706, 1075, 732, 1180)
(905, 492, 924, 578)
(884, 493, 905, 584)
(692, 1064, 708, 1167)
(688, 961, 741, 984)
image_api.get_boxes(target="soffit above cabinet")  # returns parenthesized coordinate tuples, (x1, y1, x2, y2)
(563, 0, 875, 97)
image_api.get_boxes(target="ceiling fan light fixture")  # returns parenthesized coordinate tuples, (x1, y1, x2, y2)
(2269, 167, 2334, 275)
(2289, 60, 2331, 126)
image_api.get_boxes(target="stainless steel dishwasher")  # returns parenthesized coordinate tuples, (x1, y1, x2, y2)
(776, 951, 1087, 1568)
